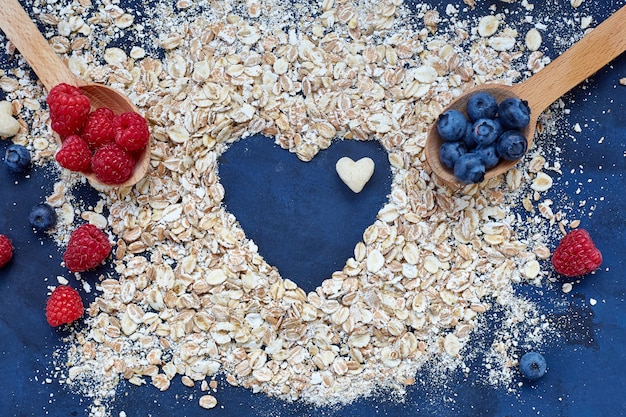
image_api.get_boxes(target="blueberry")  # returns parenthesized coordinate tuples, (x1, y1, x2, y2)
(497, 130, 528, 160)
(436, 109, 467, 142)
(474, 144, 500, 169)
(4, 144, 31, 173)
(498, 97, 531, 130)
(454, 153, 486, 184)
(439, 141, 467, 170)
(471, 118, 502, 146)
(461, 120, 478, 150)
(519, 352, 547, 380)
(466, 92, 498, 122)
(29, 203, 58, 232)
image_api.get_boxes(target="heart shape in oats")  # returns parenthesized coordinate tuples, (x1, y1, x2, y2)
(218, 134, 392, 293)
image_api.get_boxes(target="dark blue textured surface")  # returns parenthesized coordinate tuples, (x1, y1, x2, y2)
(1, 1, 626, 417)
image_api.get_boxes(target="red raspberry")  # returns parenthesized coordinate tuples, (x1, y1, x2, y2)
(552, 229, 602, 277)
(45, 285, 84, 327)
(0, 234, 13, 268)
(47, 83, 91, 137)
(113, 111, 150, 152)
(91, 143, 136, 185)
(63, 224, 111, 272)
(82, 107, 115, 149)
(55, 135, 92, 172)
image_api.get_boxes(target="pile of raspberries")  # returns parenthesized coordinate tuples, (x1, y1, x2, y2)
(48, 83, 149, 185)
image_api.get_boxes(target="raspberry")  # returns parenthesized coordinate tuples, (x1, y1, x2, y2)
(551, 229, 602, 277)
(82, 107, 115, 149)
(113, 111, 150, 152)
(63, 224, 111, 272)
(91, 143, 136, 185)
(45, 285, 84, 327)
(0, 234, 13, 268)
(47, 83, 91, 137)
(55, 135, 92, 172)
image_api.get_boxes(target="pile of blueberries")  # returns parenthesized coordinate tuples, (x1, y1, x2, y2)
(436, 91, 531, 184)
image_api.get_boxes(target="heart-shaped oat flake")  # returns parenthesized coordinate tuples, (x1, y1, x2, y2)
(335, 156, 375, 193)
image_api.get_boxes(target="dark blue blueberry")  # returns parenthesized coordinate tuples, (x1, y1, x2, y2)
(498, 97, 531, 130)
(453, 153, 486, 184)
(471, 118, 502, 146)
(474, 144, 500, 169)
(466, 92, 498, 122)
(4, 144, 31, 173)
(519, 352, 547, 380)
(497, 130, 528, 160)
(439, 141, 467, 170)
(29, 203, 58, 232)
(436, 109, 467, 142)
(461, 120, 478, 150)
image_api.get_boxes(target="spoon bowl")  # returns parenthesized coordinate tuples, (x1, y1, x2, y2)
(1, 0, 150, 188)
(425, 5, 626, 185)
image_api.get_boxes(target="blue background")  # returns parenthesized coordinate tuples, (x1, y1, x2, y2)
(1, 0, 625, 416)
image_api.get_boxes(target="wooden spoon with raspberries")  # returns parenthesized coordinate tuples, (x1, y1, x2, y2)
(0, 0, 150, 187)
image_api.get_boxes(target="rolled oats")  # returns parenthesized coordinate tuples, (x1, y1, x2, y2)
(8, 0, 578, 414)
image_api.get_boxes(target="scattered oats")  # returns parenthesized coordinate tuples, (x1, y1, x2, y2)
(205, 269, 228, 286)
(115, 13, 135, 29)
(22, 1, 576, 415)
(130, 46, 146, 60)
(581, 16, 593, 30)
(0, 101, 20, 138)
(523, 260, 540, 279)
(571, 0, 584, 7)
(573, 123, 582, 133)
(273, 58, 289, 75)
(199, 395, 218, 409)
(103, 48, 127, 65)
(562, 283, 573, 293)
(477, 15, 500, 38)
(366, 249, 385, 273)
(489, 35, 516, 51)
(525, 28, 542, 51)
(443, 333, 461, 357)
(412, 65, 438, 83)
(589, 298, 597, 306)
(531, 172, 553, 192)
(167, 125, 190, 144)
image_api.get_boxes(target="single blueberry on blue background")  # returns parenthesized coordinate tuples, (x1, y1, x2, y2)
(466, 91, 498, 121)
(497, 130, 528, 160)
(498, 97, 531, 130)
(437, 109, 467, 141)
(519, 352, 547, 380)
(29, 203, 58, 232)
(4, 144, 31, 173)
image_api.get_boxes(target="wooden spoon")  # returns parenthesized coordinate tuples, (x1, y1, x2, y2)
(0, 0, 150, 187)
(425, 5, 626, 185)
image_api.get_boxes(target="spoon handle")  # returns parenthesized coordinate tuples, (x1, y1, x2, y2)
(0, 0, 81, 91)
(514, 5, 626, 115)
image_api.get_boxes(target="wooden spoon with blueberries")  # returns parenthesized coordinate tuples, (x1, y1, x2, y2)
(0, 0, 150, 187)
(425, 5, 626, 185)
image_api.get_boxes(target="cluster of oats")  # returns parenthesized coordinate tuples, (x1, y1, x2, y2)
(0, 0, 579, 414)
